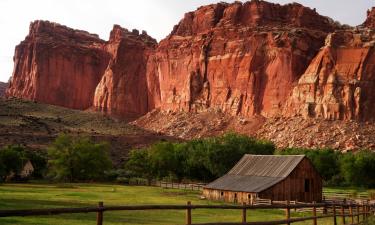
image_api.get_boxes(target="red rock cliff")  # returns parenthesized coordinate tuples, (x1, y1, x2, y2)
(364, 7, 375, 29)
(93, 25, 156, 118)
(284, 30, 375, 121)
(147, 1, 338, 117)
(7, 1, 375, 122)
(6, 20, 110, 109)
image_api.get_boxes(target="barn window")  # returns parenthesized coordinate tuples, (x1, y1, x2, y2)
(221, 191, 224, 196)
(248, 194, 251, 199)
(234, 193, 237, 198)
(304, 179, 310, 192)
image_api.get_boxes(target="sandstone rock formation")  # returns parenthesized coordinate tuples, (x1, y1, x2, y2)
(6, 20, 110, 109)
(0, 82, 7, 97)
(147, 1, 338, 118)
(93, 25, 156, 118)
(364, 7, 375, 29)
(284, 30, 375, 121)
(5, 1, 375, 124)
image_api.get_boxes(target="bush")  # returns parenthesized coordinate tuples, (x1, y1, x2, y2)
(48, 134, 112, 182)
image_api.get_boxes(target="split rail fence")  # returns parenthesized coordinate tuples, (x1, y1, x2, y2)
(0, 201, 374, 225)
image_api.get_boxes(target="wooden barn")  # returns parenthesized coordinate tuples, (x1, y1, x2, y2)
(203, 155, 322, 203)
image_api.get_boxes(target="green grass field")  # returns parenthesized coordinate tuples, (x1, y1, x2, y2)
(0, 183, 352, 225)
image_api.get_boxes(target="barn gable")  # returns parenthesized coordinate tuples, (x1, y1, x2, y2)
(205, 155, 305, 193)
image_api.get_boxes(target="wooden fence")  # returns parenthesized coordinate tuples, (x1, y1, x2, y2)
(157, 181, 206, 191)
(0, 201, 373, 225)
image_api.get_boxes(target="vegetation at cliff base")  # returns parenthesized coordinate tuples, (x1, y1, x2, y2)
(48, 134, 112, 182)
(125, 133, 275, 182)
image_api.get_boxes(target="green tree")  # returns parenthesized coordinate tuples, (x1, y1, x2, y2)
(125, 133, 275, 182)
(340, 150, 375, 187)
(0, 145, 25, 180)
(125, 149, 154, 184)
(48, 134, 112, 182)
(25, 150, 47, 178)
(277, 148, 341, 182)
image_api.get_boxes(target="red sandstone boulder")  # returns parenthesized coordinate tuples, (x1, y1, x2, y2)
(93, 25, 156, 118)
(147, 1, 338, 117)
(6, 20, 110, 110)
(284, 30, 375, 121)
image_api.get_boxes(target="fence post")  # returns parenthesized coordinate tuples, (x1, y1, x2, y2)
(312, 201, 317, 225)
(341, 202, 346, 225)
(356, 204, 360, 224)
(285, 200, 290, 225)
(96, 201, 104, 225)
(186, 201, 192, 225)
(242, 202, 247, 224)
(333, 203, 337, 225)
(349, 204, 354, 225)
(362, 202, 365, 221)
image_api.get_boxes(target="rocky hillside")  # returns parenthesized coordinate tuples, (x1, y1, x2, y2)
(0, 98, 174, 165)
(4, 0, 375, 150)
(0, 82, 6, 97)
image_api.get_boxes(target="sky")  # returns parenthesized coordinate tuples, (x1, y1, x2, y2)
(0, 0, 373, 82)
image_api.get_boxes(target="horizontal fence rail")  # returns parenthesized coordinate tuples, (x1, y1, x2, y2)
(0, 201, 374, 225)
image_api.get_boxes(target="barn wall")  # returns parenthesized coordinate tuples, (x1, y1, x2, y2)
(203, 189, 257, 204)
(259, 158, 322, 202)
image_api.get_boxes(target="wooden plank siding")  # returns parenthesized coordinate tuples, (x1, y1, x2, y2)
(259, 158, 322, 202)
(203, 189, 258, 204)
(204, 157, 322, 203)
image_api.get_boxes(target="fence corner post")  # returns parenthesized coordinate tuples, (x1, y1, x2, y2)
(242, 202, 247, 224)
(186, 201, 192, 225)
(312, 201, 317, 225)
(286, 200, 290, 225)
(97, 201, 104, 225)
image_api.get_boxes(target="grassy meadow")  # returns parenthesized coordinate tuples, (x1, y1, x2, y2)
(0, 183, 356, 225)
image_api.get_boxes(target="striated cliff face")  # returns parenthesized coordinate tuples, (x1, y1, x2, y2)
(93, 26, 156, 118)
(5, 1, 375, 123)
(6, 20, 110, 109)
(148, 1, 337, 117)
(284, 30, 375, 121)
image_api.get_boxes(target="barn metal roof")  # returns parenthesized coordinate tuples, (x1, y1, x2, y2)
(205, 155, 305, 193)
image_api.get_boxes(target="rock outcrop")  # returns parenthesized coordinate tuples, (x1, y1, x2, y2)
(147, 1, 338, 118)
(284, 29, 375, 121)
(6, 1, 375, 123)
(93, 25, 156, 118)
(6, 20, 110, 109)
(364, 7, 375, 29)
(0, 82, 7, 97)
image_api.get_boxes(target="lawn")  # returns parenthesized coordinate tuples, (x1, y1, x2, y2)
(0, 183, 351, 225)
